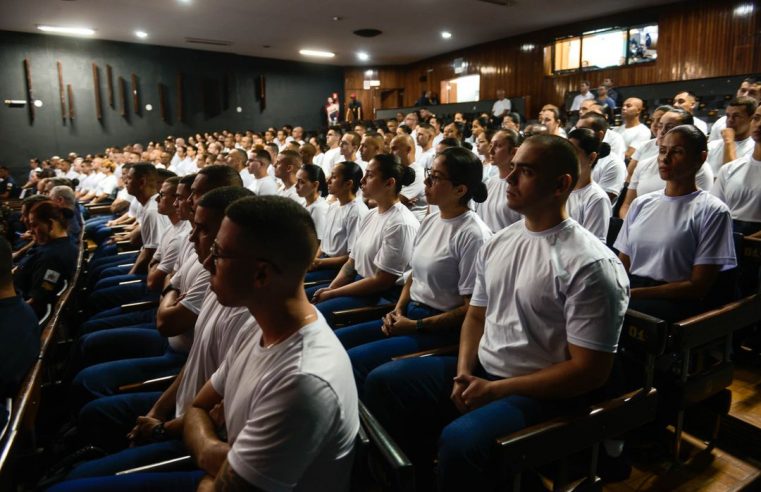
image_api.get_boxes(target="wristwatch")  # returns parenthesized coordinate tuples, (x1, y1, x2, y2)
(416, 319, 424, 333)
(152, 422, 167, 441)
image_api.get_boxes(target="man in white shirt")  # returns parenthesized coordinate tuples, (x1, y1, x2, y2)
(365, 135, 629, 490)
(275, 150, 306, 205)
(416, 123, 436, 171)
(339, 131, 363, 170)
(491, 89, 511, 120)
(391, 134, 428, 221)
(320, 126, 344, 177)
(224, 148, 253, 189)
(614, 98, 652, 159)
(245, 149, 279, 196)
(673, 91, 708, 134)
(709, 78, 760, 142)
(127, 163, 170, 274)
(570, 80, 595, 112)
(706, 97, 757, 174)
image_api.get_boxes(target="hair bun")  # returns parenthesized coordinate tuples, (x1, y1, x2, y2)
(401, 165, 416, 187)
(597, 142, 611, 159)
(471, 181, 488, 203)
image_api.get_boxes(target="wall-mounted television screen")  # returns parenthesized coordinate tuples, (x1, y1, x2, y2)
(628, 24, 658, 64)
(581, 29, 627, 70)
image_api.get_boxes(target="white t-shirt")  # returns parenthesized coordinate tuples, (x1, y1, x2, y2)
(175, 158, 196, 176)
(175, 291, 258, 416)
(95, 174, 118, 196)
(481, 163, 499, 183)
(630, 155, 714, 196)
(169, 250, 211, 352)
(210, 310, 358, 492)
(409, 211, 492, 312)
(709, 115, 726, 142)
(567, 182, 612, 242)
(614, 190, 736, 282)
(156, 221, 191, 274)
(126, 195, 141, 219)
(614, 123, 652, 151)
(239, 169, 254, 189)
(173, 227, 196, 273)
(492, 98, 512, 117)
(400, 162, 428, 222)
(472, 219, 629, 378)
(571, 92, 595, 111)
(631, 138, 658, 163)
(417, 147, 436, 171)
(693, 116, 708, 135)
(706, 137, 755, 175)
(320, 147, 344, 177)
(138, 195, 170, 250)
(321, 198, 369, 257)
(247, 175, 279, 196)
(306, 197, 330, 241)
(711, 154, 761, 223)
(351, 202, 420, 279)
(474, 177, 522, 233)
(603, 130, 627, 161)
(279, 184, 307, 206)
(591, 154, 626, 199)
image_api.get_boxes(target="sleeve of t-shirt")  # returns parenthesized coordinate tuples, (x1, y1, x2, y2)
(349, 211, 373, 262)
(613, 200, 638, 256)
(209, 359, 229, 396)
(469, 243, 488, 308)
(400, 172, 424, 201)
(140, 210, 163, 249)
(629, 129, 651, 150)
(596, 159, 625, 195)
(98, 176, 117, 195)
(696, 163, 714, 192)
(629, 159, 643, 190)
(455, 226, 490, 297)
(227, 374, 341, 492)
(710, 168, 728, 204)
(157, 234, 181, 274)
(565, 259, 630, 353)
(584, 196, 612, 242)
(373, 223, 417, 276)
(694, 201, 737, 268)
(345, 209, 361, 253)
(178, 270, 211, 315)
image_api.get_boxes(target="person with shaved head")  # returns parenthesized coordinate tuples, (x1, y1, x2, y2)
(614, 97, 652, 160)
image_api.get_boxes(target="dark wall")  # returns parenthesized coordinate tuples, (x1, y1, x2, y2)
(0, 30, 344, 180)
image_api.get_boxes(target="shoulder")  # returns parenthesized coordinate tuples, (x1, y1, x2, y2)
(696, 190, 731, 215)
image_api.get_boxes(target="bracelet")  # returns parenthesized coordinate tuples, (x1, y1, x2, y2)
(161, 285, 178, 297)
(152, 422, 167, 441)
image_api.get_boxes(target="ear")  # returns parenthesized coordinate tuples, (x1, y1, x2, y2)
(251, 260, 275, 289)
(557, 174, 574, 195)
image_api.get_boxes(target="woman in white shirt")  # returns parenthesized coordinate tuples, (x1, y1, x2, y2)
(305, 161, 368, 284)
(311, 154, 420, 325)
(334, 147, 493, 393)
(87, 159, 118, 204)
(296, 164, 329, 241)
(567, 129, 612, 242)
(614, 125, 737, 322)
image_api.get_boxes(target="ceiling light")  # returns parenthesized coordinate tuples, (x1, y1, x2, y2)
(37, 25, 95, 36)
(357, 52, 370, 61)
(365, 69, 374, 76)
(520, 43, 535, 52)
(135, 30, 148, 39)
(441, 31, 452, 39)
(733, 3, 754, 16)
(299, 49, 335, 58)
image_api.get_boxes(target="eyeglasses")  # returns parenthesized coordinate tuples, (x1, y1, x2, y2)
(424, 168, 451, 185)
(157, 191, 176, 199)
(209, 240, 282, 273)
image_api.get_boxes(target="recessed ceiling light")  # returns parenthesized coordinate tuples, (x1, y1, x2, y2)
(37, 25, 95, 36)
(299, 49, 335, 58)
(135, 30, 148, 39)
(178, 0, 191, 4)
(357, 52, 370, 61)
(441, 31, 452, 39)
(365, 69, 374, 76)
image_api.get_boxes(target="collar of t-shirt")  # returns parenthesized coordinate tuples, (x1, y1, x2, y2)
(522, 217, 573, 238)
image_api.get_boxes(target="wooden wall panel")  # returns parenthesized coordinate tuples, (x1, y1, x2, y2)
(346, 0, 760, 118)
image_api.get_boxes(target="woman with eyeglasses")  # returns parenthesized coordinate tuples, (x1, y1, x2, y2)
(334, 147, 492, 393)
(306, 161, 368, 284)
(295, 164, 329, 243)
(311, 154, 420, 324)
(614, 125, 736, 322)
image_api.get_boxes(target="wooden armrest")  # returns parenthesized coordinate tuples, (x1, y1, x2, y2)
(358, 401, 413, 479)
(118, 374, 177, 393)
(621, 309, 669, 356)
(120, 300, 159, 313)
(392, 344, 459, 361)
(495, 388, 657, 473)
(304, 279, 331, 289)
(116, 455, 193, 475)
(671, 294, 760, 350)
(331, 304, 395, 326)
(118, 279, 142, 286)
(85, 205, 112, 215)
(116, 242, 140, 253)
(116, 249, 138, 256)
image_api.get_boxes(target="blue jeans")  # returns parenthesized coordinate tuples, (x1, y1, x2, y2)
(336, 302, 460, 395)
(70, 348, 186, 411)
(79, 307, 157, 335)
(313, 275, 401, 327)
(49, 470, 204, 492)
(87, 281, 157, 313)
(77, 391, 162, 453)
(364, 356, 574, 491)
(305, 267, 339, 283)
(78, 326, 168, 367)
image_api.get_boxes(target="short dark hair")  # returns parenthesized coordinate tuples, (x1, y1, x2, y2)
(334, 161, 364, 193)
(665, 124, 708, 157)
(225, 196, 318, 276)
(524, 135, 579, 190)
(156, 168, 177, 185)
(131, 163, 158, 184)
(164, 176, 181, 188)
(728, 96, 759, 117)
(198, 164, 243, 188)
(667, 108, 694, 126)
(438, 137, 461, 148)
(179, 173, 197, 186)
(198, 186, 254, 213)
(300, 164, 328, 197)
(579, 112, 609, 132)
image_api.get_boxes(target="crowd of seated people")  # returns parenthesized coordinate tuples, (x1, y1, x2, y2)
(0, 74, 759, 492)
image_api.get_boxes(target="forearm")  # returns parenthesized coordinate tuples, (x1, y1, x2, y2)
(146, 266, 168, 291)
(327, 259, 356, 289)
(315, 255, 349, 270)
(329, 272, 395, 298)
(456, 306, 485, 375)
(420, 304, 468, 334)
(631, 280, 710, 301)
(184, 407, 230, 477)
(723, 141, 736, 164)
(157, 294, 197, 336)
(491, 356, 612, 400)
(148, 366, 185, 420)
(129, 247, 155, 274)
(394, 276, 413, 312)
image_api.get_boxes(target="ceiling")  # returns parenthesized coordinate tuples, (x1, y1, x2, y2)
(0, 0, 678, 66)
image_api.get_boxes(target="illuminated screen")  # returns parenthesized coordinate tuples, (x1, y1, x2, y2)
(553, 37, 580, 72)
(581, 29, 627, 69)
(628, 24, 658, 63)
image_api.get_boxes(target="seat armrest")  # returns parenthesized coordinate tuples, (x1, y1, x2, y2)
(120, 300, 159, 313)
(118, 374, 178, 393)
(331, 304, 395, 327)
(392, 345, 459, 361)
(116, 455, 193, 475)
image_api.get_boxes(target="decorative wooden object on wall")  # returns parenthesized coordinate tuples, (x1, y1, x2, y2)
(92, 63, 102, 120)
(158, 83, 168, 122)
(131, 73, 140, 114)
(56, 61, 66, 123)
(23, 58, 34, 123)
(257, 75, 266, 110)
(176, 72, 184, 122)
(66, 84, 75, 120)
(222, 74, 230, 111)
(106, 64, 114, 108)
(118, 76, 127, 117)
